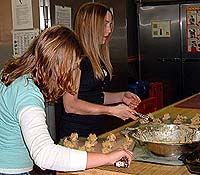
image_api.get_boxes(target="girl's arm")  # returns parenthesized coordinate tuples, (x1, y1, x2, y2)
(19, 106, 132, 171)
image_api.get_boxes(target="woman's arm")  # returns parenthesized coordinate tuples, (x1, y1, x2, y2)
(104, 92, 124, 105)
(103, 91, 124, 105)
(19, 106, 132, 171)
(63, 93, 137, 120)
(63, 69, 138, 120)
(63, 68, 110, 115)
(63, 92, 110, 115)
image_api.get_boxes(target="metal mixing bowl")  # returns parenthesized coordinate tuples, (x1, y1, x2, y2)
(127, 124, 200, 157)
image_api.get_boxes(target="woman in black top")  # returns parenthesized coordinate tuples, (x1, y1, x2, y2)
(59, 2, 141, 138)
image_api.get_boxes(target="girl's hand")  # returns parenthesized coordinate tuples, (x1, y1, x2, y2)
(106, 149, 133, 167)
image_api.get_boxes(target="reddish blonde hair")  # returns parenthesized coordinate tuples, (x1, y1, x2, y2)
(1, 25, 83, 102)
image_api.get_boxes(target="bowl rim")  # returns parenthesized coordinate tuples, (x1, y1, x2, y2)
(128, 123, 200, 145)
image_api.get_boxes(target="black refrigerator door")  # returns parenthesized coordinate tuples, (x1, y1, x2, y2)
(138, 4, 182, 106)
(181, 3, 200, 98)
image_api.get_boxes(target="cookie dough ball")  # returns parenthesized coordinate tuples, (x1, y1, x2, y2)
(63, 138, 75, 148)
(70, 132, 79, 142)
(107, 133, 116, 142)
(87, 133, 98, 145)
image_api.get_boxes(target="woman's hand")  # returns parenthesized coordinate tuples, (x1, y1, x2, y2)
(122, 92, 141, 109)
(108, 103, 138, 121)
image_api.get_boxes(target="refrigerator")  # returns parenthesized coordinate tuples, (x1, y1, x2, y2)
(137, 0, 200, 106)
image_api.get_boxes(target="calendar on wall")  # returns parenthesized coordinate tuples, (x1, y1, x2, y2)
(186, 7, 200, 52)
(13, 29, 39, 57)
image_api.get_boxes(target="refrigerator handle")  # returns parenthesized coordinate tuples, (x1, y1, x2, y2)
(182, 58, 200, 62)
(157, 58, 181, 62)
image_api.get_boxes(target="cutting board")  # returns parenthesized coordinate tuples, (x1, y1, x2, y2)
(174, 94, 200, 109)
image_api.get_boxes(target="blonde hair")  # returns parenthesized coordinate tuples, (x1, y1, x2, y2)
(74, 2, 113, 80)
(1, 25, 83, 102)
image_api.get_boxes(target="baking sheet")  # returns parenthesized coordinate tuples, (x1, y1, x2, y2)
(60, 136, 135, 153)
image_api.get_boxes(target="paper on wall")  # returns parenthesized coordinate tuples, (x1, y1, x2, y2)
(55, 5, 71, 28)
(12, 29, 39, 57)
(151, 20, 171, 38)
(11, 0, 33, 30)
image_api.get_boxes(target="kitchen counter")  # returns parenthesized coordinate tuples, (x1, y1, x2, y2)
(56, 93, 200, 175)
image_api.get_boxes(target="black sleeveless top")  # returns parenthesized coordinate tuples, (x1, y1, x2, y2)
(78, 57, 110, 104)
(59, 57, 111, 138)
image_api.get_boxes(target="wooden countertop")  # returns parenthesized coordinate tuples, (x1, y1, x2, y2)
(56, 93, 200, 175)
